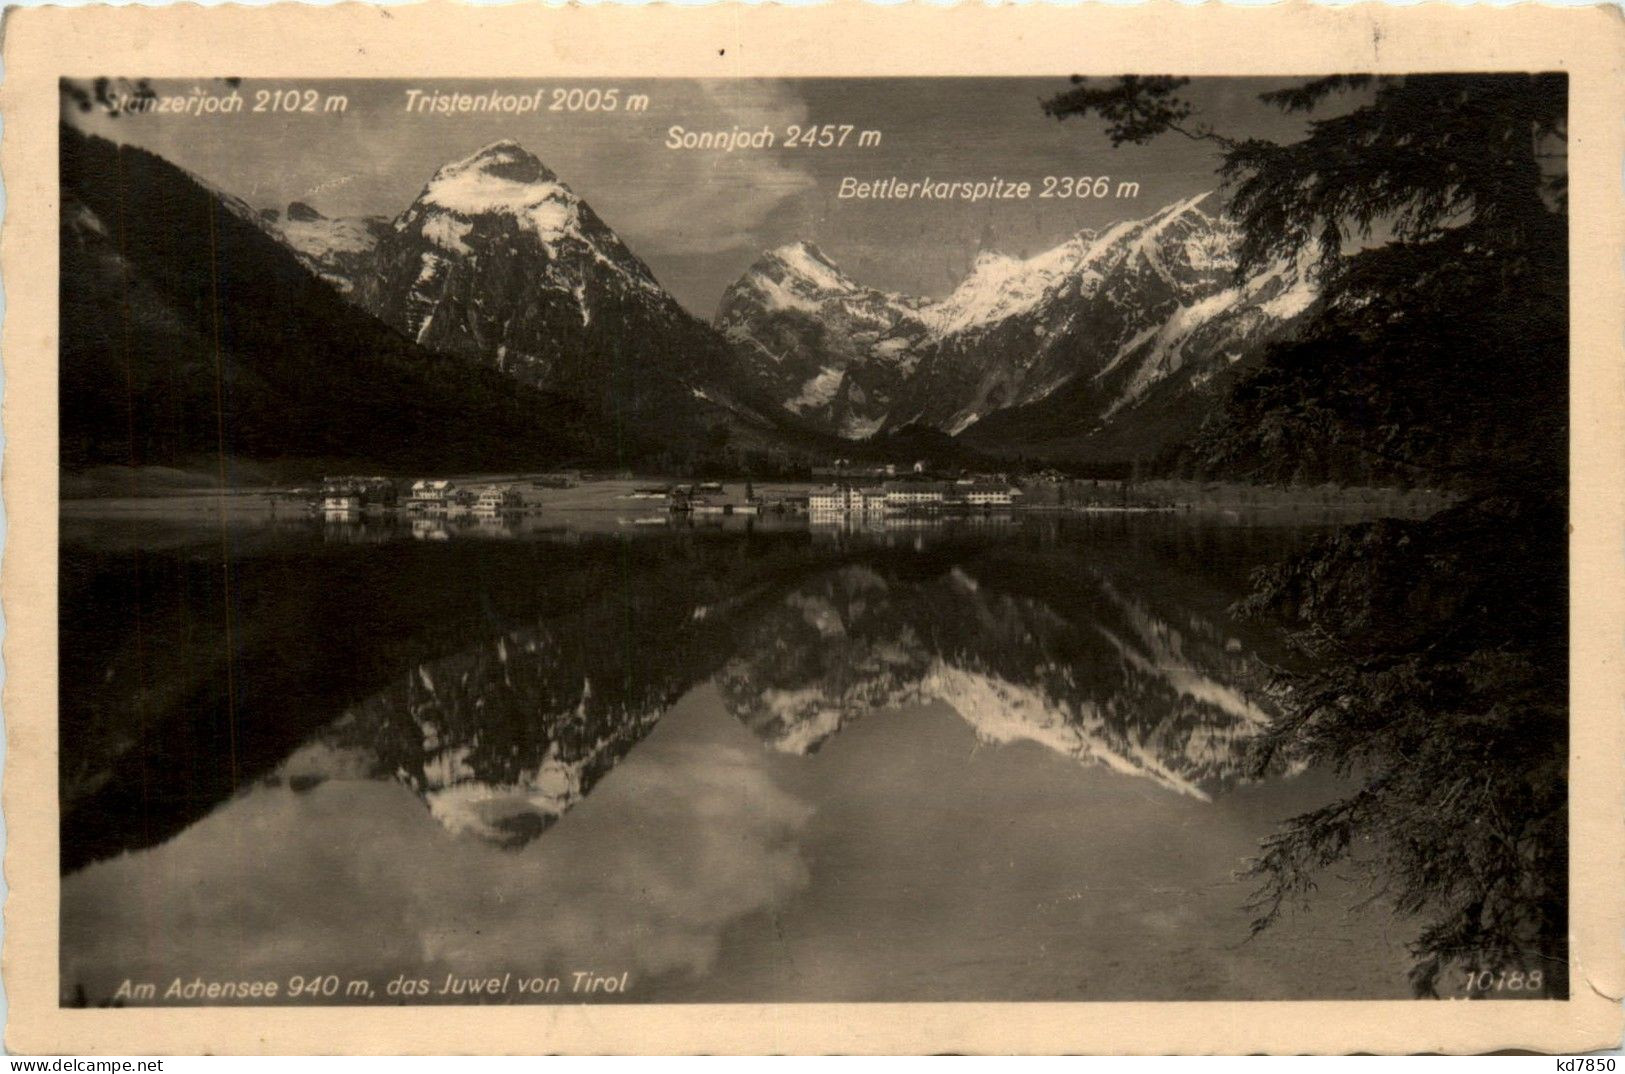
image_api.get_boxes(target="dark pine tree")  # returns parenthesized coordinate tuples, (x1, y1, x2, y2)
(1045, 74, 1569, 997)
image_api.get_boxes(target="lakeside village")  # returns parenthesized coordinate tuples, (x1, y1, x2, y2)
(304, 459, 1184, 525)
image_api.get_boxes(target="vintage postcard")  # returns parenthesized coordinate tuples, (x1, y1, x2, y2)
(2, 1, 1622, 1056)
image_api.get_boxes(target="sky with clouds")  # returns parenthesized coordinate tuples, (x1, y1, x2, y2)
(67, 77, 1332, 316)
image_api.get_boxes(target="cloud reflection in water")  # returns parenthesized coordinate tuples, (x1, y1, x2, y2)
(61, 727, 811, 1000)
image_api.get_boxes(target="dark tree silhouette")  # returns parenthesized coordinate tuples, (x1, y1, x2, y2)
(1046, 75, 1569, 996)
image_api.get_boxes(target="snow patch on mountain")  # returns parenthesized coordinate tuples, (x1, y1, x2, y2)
(280, 215, 382, 258)
(1132, 192, 1218, 289)
(758, 691, 849, 755)
(925, 663, 1210, 799)
(774, 240, 851, 292)
(421, 214, 473, 254)
(69, 202, 109, 238)
(251, 201, 391, 294)
(424, 751, 587, 846)
(751, 271, 829, 316)
(1105, 288, 1247, 419)
(1258, 274, 1318, 320)
(1103, 253, 1314, 420)
(716, 189, 1320, 446)
(1094, 323, 1162, 383)
(421, 141, 560, 214)
(401, 140, 666, 297)
(842, 414, 887, 439)
(789, 366, 845, 412)
(924, 238, 1094, 336)
(871, 336, 915, 361)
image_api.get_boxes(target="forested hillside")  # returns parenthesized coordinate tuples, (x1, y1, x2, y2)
(62, 125, 601, 473)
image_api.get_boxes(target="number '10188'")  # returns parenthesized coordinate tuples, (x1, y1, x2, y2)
(1464, 969, 1544, 992)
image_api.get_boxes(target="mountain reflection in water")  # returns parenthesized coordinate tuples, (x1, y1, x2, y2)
(61, 515, 1410, 1003)
(719, 563, 1278, 797)
(273, 524, 1285, 847)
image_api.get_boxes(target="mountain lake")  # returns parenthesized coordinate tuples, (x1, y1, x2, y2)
(58, 502, 1420, 1004)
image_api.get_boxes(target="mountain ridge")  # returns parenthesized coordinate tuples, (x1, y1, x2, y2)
(347, 140, 841, 461)
(716, 194, 1318, 462)
(216, 135, 1315, 469)
(58, 124, 603, 474)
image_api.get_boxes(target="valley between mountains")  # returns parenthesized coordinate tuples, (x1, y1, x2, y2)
(63, 128, 1319, 475)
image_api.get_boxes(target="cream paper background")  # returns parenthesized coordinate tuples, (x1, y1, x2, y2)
(2, 1, 1621, 1054)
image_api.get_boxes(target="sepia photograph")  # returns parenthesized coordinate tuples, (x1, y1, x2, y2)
(3, 4, 1621, 1053)
(50, 69, 1572, 1009)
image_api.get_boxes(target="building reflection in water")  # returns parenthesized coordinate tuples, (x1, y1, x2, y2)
(56, 514, 1403, 1007)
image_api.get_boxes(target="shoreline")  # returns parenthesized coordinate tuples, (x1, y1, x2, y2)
(59, 482, 1454, 526)
(60, 467, 1459, 515)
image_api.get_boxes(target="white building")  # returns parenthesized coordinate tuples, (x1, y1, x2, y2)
(474, 484, 523, 516)
(808, 488, 840, 515)
(962, 483, 1015, 508)
(883, 482, 950, 509)
(409, 479, 455, 512)
(322, 493, 362, 518)
(810, 486, 889, 518)
(809, 486, 858, 516)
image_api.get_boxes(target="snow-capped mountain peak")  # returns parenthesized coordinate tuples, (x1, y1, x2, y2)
(716, 190, 1317, 455)
(769, 240, 852, 292)
(435, 139, 560, 184)
(354, 139, 760, 435)
(364, 137, 676, 352)
(924, 192, 1226, 338)
(415, 140, 588, 250)
(715, 241, 937, 437)
(729, 241, 865, 315)
(924, 237, 1090, 336)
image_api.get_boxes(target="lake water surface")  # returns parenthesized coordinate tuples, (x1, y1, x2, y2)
(59, 510, 1414, 1004)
